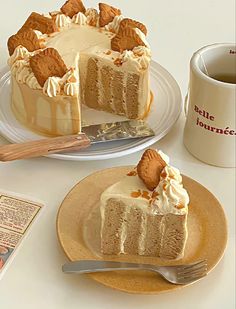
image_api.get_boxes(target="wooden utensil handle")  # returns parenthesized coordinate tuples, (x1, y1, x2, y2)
(0, 134, 91, 162)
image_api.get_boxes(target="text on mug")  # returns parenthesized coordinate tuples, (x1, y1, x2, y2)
(194, 105, 236, 136)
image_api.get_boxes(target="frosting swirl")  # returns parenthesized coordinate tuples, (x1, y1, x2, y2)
(55, 14, 71, 28)
(134, 28, 150, 47)
(25, 73, 41, 90)
(121, 50, 151, 71)
(137, 55, 150, 70)
(152, 165, 189, 214)
(105, 15, 124, 33)
(158, 150, 170, 164)
(133, 46, 151, 58)
(43, 13, 52, 19)
(72, 12, 87, 25)
(64, 83, 78, 96)
(121, 50, 134, 62)
(11, 60, 31, 83)
(43, 77, 61, 97)
(33, 30, 43, 39)
(8, 46, 30, 66)
(62, 68, 79, 96)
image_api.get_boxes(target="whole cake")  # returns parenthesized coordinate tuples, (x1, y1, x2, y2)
(100, 149, 189, 259)
(7, 0, 152, 136)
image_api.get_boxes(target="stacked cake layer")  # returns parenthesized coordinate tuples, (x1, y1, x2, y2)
(7, 1, 152, 136)
(100, 150, 189, 259)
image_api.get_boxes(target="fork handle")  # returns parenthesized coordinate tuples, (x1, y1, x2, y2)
(62, 260, 155, 274)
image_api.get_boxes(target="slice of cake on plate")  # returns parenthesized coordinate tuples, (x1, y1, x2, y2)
(100, 149, 189, 259)
(7, 0, 152, 136)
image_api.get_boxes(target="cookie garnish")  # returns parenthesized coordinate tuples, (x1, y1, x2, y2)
(18, 12, 58, 34)
(119, 18, 147, 35)
(8, 30, 41, 56)
(61, 0, 86, 18)
(99, 3, 121, 27)
(49, 11, 60, 21)
(111, 27, 145, 52)
(30, 48, 67, 87)
(85, 8, 99, 26)
(137, 149, 167, 191)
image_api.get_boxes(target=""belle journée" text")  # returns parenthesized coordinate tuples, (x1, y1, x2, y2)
(194, 105, 235, 136)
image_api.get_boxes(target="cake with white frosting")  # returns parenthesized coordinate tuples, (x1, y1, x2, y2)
(7, 0, 152, 136)
(100, 149, 189, 259)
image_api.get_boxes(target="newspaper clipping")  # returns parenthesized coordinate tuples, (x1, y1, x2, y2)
(0, 191, 44, 276)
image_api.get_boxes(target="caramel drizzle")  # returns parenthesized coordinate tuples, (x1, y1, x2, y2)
(50, 101, 57, 134)
(130, 189, 158, 202)
(71, 98, 81, 133)
(13, 77, 81, 136)
(127, 170, 138, 176)
(140, 91, 153, 120)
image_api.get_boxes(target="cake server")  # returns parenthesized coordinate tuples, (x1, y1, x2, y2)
(0, 120, 155, 162)
(62, 259, 207, 285)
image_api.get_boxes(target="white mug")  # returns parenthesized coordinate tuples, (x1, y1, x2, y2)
(183, 43, 236, 167)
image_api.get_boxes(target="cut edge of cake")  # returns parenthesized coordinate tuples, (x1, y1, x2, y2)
(100, 149, 190, 260)
(7, 1, 152, 136)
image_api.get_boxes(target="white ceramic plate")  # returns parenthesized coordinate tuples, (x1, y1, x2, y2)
(0, 61, 182, 161)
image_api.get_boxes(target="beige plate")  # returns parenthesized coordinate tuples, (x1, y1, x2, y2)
(56, 166, 228, 294)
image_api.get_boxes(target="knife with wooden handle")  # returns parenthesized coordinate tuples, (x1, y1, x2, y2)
(0, 120, 155, 162)
(0, 134, 91, 162)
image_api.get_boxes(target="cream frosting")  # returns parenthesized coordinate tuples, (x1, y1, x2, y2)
(11, 60, 31, 84)
(135, 28, 150, 48)
(8, 7, 151, 99)
(119, 209, 129, 253)
(121, 50, 134, 62)
(158, 150, 170, 164)
(33, 30, 44, 39)
(105, 15, 124, 33)
(133, 46, 151, 57)
(137, 55, 150, 70)
(72, 12, 87, 25)
(121, 48, 151, 70)
(8, 45, 30, 66)
(10, 52, 42, 90)
(42, 68, 80, 97)
(101, 150, 189, 216)
(61, 68, 78, 83)
(100, 175, 150, 237)
(9, 4, 152, 139)
(11, 75, 81, 136)
(64, 82, 78, 96)
(25, 72, 41, 90)
(12, 42, 82, 95)
(43, 13, 52, 19)
(43, 77, 61, 97)
(115, 28, 152, 71)
(62, 68, 79, 96)
(100, 151, 189, 254)
(101, 150, 188, 256)
(55, 13, 71, 28)
(45, 24, 111, 68)
(152, 166, 189, 215)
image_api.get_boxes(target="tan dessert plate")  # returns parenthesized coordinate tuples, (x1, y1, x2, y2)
(56, 166, 228, 294)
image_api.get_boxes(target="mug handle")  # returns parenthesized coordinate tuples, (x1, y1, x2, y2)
(184, 87, 190, 116)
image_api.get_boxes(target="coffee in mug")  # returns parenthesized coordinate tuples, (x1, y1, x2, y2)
(184, 43, 236, 167)
(210, 73, 236, 84)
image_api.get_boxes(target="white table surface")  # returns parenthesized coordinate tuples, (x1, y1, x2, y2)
(0, 0, 235, 308)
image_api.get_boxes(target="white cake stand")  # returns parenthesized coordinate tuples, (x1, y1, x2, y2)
(0, 60, 182, 161)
